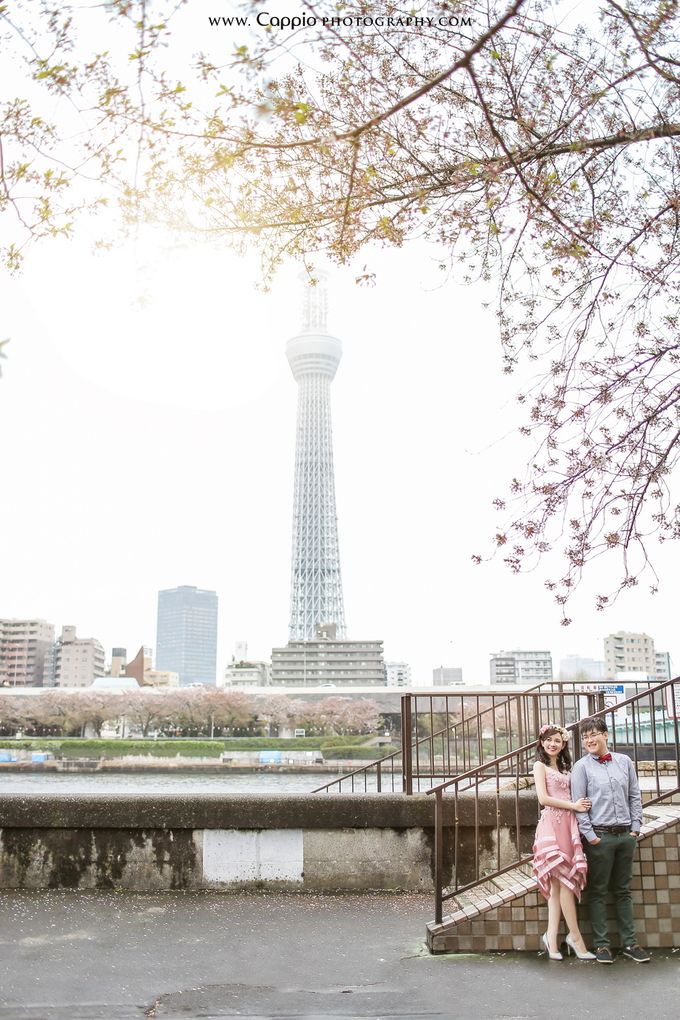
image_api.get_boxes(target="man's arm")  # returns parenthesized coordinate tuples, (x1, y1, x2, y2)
(627, 757, 643, 834)
(571, 762, 597, 843)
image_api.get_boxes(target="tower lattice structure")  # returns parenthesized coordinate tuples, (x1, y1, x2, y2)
(287, 277, 346, 640)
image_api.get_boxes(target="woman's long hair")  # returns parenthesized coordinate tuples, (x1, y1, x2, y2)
(535, 725, 572, 773)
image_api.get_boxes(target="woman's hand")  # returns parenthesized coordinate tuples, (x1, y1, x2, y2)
(572, 797, 591, 812)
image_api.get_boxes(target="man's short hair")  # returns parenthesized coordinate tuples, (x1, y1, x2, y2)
(579, 716, 608, 736)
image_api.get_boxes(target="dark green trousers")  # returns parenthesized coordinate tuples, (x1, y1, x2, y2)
(583, 832, 637, 947)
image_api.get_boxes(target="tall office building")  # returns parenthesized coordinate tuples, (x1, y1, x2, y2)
(156, 585, 218, 686)
(287, 276, 346, 640)
(0, 618, 55, 687)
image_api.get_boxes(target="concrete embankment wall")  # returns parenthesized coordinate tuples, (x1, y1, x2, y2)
(0, 792, 538, 893)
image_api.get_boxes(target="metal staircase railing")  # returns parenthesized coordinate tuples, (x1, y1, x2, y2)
(313, 677, 658, 794)
(427, 676, 680, 925)
(313, 682, 550, 793)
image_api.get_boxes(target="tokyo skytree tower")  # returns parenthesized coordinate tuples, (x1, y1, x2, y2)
(287, 276, 346, 640)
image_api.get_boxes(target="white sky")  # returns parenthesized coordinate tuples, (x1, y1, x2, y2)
(1, 1, 678, 683)
(2, 229, 678, 683)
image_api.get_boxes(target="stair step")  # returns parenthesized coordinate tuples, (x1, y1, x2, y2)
(434, 860, 538, 932)
(643, 803, 680, 819)
(641, 803, 680, 835)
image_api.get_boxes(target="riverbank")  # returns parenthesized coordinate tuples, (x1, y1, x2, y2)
(0, 758, 384, 774)
(0, 735, 397, 759)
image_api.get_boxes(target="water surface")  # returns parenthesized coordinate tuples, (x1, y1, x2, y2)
(0, 771, 338, 795)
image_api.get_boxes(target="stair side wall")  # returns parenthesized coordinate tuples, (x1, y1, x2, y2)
(429, 818, 680, 953)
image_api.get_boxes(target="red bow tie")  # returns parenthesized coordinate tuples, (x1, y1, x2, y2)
(598, 753, 612, 763)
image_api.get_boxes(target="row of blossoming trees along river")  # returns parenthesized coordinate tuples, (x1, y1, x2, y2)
(0, 688, 384, 740)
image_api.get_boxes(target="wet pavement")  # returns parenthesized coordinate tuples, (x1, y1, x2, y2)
(0, 890, 678, 1019)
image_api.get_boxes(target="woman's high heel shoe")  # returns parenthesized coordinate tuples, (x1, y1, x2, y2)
(565, 934, 596, 960)
(541, 932, 563, 960)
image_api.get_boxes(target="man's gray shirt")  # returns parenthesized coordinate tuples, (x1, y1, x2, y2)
(571, 751, 643, 843)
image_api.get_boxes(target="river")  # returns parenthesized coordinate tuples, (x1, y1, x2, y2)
(0, 770, 396, 794)
(0, 771, 328, 794)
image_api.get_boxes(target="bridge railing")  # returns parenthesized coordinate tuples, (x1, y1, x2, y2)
(427, 676, 680, 924)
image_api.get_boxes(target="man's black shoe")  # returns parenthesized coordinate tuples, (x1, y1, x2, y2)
(622, 944, 650, 963)
(595, 947, 614, 964)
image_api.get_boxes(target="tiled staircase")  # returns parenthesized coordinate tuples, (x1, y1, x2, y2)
(426, 803, 680, 953)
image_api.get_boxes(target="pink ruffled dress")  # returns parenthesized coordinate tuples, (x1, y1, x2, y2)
(532, 768, 588, 900)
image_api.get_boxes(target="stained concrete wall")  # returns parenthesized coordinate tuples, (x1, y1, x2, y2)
(0, 791, 538, 893)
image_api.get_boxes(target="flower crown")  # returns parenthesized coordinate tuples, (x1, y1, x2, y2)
(539, 722, 569, 743)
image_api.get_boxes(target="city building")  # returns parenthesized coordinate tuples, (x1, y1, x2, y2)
(656, 651, 673, 683)
(125, 646, 179, 688)
(0, 618, 55, 687)
(558, 654, 605, 682)
(43, 625, 106, 688)
(221, 660, 271, 688)
(233, 641, 249, 663)
(272, 624, 385, 687)
(433, 666, 464, 686)
(385, 661, 411, 687)
(155, 585, 218, 686)
(125, 646, 150, 686)
(109, 647, 127, 678)
(489, 650, 553, 686)
(91, 675, 141, 692)
(604, 631, 656, 679)
(287, 275, 346, 640)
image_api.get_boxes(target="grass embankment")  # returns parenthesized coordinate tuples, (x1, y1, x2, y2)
(0, 736, 399, 760)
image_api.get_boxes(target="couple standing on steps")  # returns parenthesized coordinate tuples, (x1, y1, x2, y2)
(531, 716, 650, 964)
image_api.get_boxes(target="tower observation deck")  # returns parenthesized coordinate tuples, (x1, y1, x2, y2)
(287, 276, 346, 640)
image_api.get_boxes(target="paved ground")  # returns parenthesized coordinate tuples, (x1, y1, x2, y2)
(0, 891, 678, 1020)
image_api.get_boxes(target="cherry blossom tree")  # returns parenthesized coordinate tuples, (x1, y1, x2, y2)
(288, 696, 381, 735)
(255, 694, 300, 735)
(31, 691, 92, 736)
(3, 1, 680, 614)
(119, 690, 172, 737)
(0, 695, 33, 735)
(206, 688, 259, 735)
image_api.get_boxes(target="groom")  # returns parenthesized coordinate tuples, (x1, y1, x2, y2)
(571, 715, 649, 964)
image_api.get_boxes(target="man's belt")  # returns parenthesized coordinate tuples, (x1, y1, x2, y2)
(592, 825, 630, 834)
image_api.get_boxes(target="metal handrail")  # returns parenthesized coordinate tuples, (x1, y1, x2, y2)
(427, 676, 680, 925)
(313, 677, 659, 794)
(311, 745, 402, 794)
(312, 680, 552, 794)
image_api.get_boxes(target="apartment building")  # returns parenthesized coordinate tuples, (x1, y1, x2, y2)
(604, 632, 656, 678)
(490, 650, 553, 686)
(43, 625, 106, 687)
(0, 618, 55, 687)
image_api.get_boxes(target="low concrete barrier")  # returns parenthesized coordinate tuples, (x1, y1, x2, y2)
(0, 791, 538, 893)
